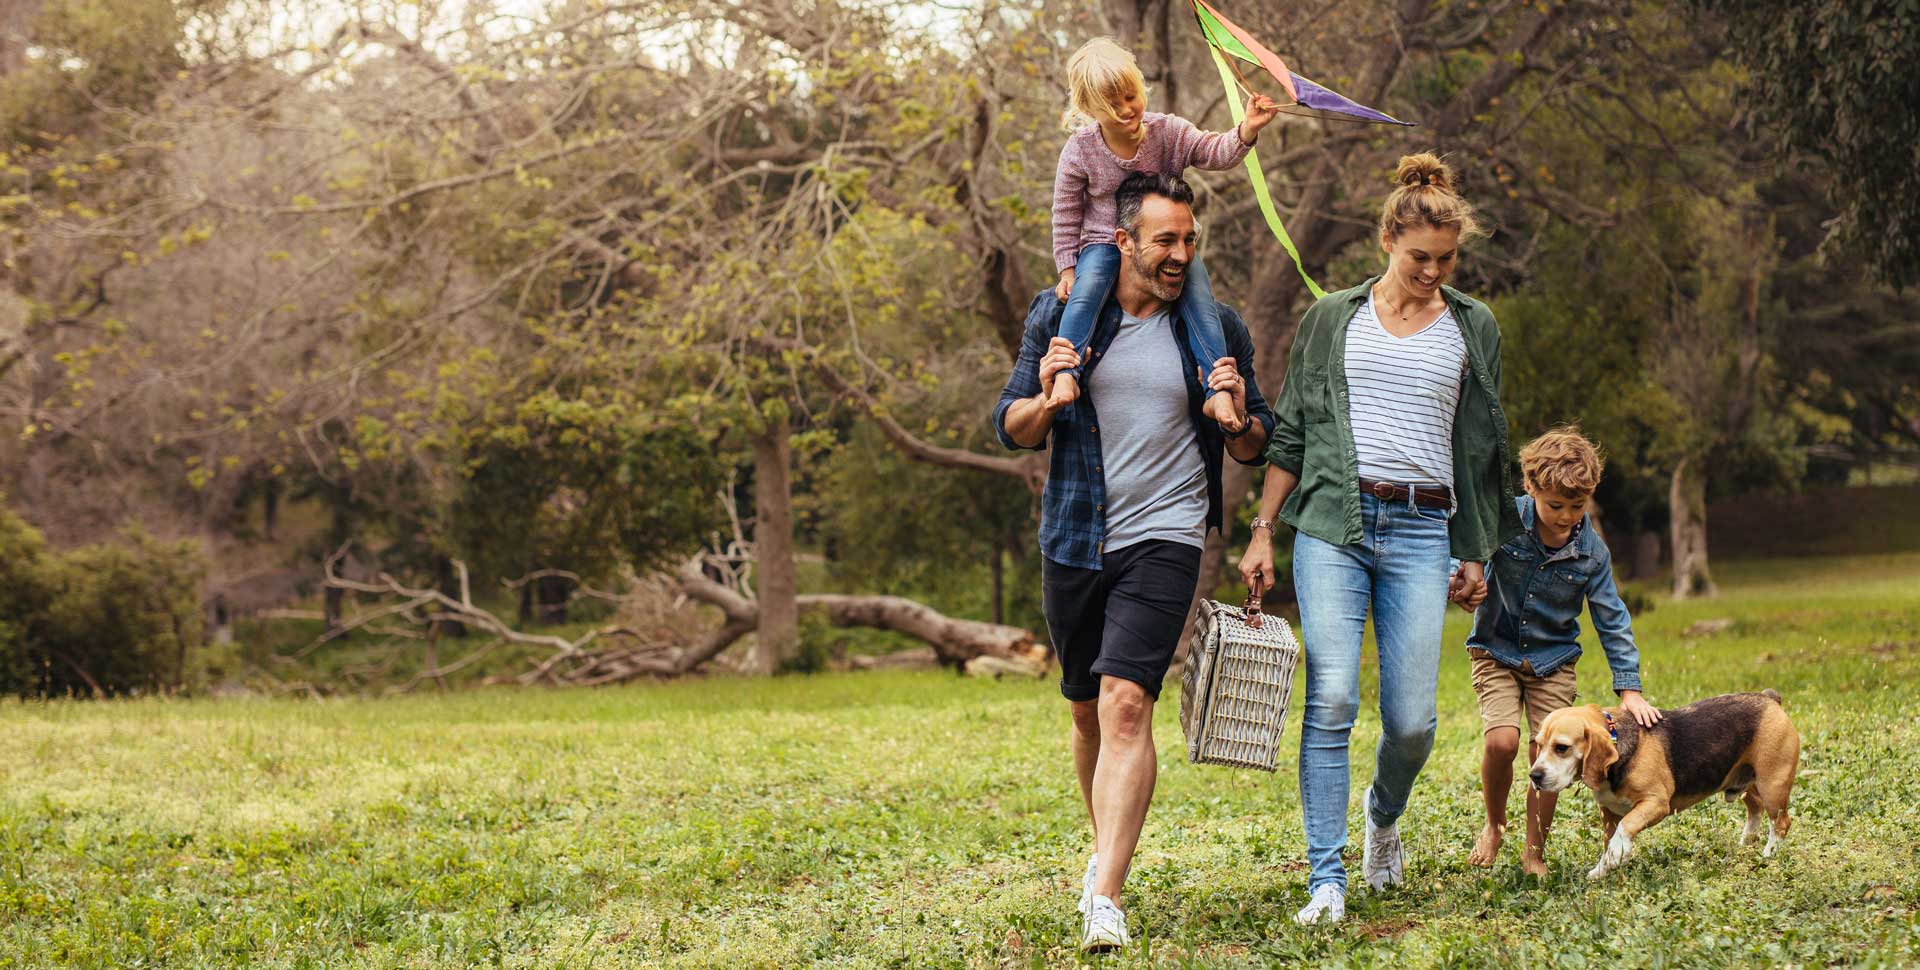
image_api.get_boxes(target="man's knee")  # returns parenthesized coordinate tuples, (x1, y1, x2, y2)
(1098, 678, 1153, 741)
(1070, 699, 1101, 737)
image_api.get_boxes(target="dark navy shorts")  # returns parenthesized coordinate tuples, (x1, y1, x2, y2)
(1041, 540, 1203, 702)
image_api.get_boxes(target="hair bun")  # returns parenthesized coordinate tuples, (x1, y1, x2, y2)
(1394, 152, 1453, 193)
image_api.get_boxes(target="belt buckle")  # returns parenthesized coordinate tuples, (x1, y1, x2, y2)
(1371, 480, 1396, 499)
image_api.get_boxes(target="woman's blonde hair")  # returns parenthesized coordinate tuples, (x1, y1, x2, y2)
(1378, 153, 1485, 242)
(1520, 425, 1606, 497)
(1061, 37, 1148, 131)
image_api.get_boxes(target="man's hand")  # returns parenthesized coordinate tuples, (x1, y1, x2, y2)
(1038, 337, 1082, 409)
(1240, 94, 1281, 142)
(1619, 690, 1661, 728)
(1199, 356, 1249, 431)
(1448, 560, 1487, 612)
(1055, 267, 1076, 303)
(1237, 530, 1274, 628)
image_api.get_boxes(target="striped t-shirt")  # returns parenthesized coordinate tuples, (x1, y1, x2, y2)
(1344, 293, 1468, 488)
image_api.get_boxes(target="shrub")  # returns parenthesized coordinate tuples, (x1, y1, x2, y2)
(0, 502, 210, 697)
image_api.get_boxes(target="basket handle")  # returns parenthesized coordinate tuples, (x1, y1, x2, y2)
(1242, 589, 1265, 629)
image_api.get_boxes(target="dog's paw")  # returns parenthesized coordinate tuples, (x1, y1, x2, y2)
(1586, 862, 1609, 880)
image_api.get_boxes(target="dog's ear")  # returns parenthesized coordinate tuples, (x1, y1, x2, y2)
(1581, 710, 1619, 790)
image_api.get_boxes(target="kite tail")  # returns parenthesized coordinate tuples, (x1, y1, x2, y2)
(1208, 45, 1327, 301)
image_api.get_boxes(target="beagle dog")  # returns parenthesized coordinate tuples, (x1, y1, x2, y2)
(1529, 690, 1800, 879)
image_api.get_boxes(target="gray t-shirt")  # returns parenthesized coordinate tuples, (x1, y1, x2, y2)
(1086, 308, 1207, 552)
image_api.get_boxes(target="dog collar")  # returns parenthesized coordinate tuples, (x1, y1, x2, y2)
(1603, 709, 1619, 743)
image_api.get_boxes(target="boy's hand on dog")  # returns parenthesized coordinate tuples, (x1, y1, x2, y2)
(1619, 690, 1661, 727)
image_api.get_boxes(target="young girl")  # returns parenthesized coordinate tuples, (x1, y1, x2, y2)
(1049, 37, 1280, 422)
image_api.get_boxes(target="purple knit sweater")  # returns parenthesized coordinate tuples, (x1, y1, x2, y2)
(1051, 111, 1252, 271)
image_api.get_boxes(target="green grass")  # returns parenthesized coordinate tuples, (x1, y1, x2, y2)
(4, 554, 1920, 967)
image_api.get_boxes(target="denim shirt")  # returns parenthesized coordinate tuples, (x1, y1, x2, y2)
(1467, 495, 1643, 692)
(992, 290, 1275, 569)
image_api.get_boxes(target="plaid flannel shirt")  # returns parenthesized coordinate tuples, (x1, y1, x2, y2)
(992, 290, 1275, 569)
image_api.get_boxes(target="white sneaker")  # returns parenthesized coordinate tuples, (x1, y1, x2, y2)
(1077, 853, 1099, 915)
(1363, 792, 1405, 891)
(1080, 895, 1130, 951)
(1293, 884, 1345, 925)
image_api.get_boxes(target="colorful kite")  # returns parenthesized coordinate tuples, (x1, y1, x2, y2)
(1192, 0, 1413, 299)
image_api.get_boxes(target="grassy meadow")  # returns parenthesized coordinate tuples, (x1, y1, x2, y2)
(3, 552, 1920, 967)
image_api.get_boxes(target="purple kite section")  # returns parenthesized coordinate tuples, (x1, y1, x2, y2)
(1289, 71, 1414, 126)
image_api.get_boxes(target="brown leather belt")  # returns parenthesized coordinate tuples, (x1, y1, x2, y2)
(1359, 477, 1453, 509)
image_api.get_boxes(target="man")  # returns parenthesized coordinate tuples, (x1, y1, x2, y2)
(993, 172, 1275, 952)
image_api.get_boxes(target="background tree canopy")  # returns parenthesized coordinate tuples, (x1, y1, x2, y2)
(0, 0, 1916, 692)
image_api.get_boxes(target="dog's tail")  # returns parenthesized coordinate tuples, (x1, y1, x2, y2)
(1761, 688, 1785, 708)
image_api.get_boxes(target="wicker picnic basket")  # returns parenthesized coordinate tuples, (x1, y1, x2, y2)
(1179, 594, 1300, 771)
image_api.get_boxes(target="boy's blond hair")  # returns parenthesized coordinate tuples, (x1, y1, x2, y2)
(1520, 426, 1605, 497)
(1062, 38, 1148, 131)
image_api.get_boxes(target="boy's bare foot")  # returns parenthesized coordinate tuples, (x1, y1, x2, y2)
(1202, 391, 1237, 426)
(1048, 373, 1081, 408)
(1468, 822, 1505, 867)
(1521, 851, 1549, 877)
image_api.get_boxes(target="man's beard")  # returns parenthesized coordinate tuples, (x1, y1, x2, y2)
(1128, 246, 1186, 302)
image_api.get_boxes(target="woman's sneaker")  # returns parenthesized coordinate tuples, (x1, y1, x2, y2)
(1293, 884, 1346, 925)
(1363, 792, 1405, 891)
(1080, 895, 1130, 951)
(1077, 853, 1099, 915)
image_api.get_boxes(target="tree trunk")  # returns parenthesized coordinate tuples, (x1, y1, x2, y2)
(804, 594, 1042, 669)
(1631, 531, 1662, 580)
(1669, 456, 1717, 598)
(324, 496, 351, 636)
(262, 478, 280, 541)
(751, 415, 800, 674)
(990, 545, 1004, 626)
(535, 573, 570, 625)
(434, 556, 467, 637)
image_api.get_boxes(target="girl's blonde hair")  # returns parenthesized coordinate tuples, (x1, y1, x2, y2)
(1378, 152, 1486, 242)
(1061, 37, 1148, 131)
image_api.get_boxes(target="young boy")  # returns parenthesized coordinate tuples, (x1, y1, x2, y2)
(1461, 426, 1661, 875)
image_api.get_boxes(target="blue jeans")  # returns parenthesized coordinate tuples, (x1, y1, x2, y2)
(1057, 244, 1229, 395)
(1292, 493, 1452, 891)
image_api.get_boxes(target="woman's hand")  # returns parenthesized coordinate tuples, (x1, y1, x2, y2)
(1448, 560, 1487, 612)
(1619, 690, 1662, 728)
(1055, 267, 1076, 302)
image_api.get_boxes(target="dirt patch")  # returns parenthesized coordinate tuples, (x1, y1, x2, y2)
(1355, 916, 1423, 940)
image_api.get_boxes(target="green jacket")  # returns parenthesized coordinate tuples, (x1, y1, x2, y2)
(1265, 277, 1523, 562)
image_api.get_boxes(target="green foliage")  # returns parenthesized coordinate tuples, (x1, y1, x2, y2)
(1690, 0, 1920, 289)
(450, 396, 726, 586)
(1, 553, 1918, 965)
(0, 0, 191, 145)
(0, 501, 210, 698)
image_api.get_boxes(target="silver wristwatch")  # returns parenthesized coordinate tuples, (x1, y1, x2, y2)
(1249, 517, 1274, 533)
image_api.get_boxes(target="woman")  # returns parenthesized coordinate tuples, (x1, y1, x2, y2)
(1237, 152, 1522, 925)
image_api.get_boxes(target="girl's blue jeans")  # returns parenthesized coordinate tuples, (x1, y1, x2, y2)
(1291, 493, 1453, 892)
(1056, 244, 1229, 395)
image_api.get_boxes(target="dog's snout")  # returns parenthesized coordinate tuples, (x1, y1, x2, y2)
(1529, 768, 1546, 787)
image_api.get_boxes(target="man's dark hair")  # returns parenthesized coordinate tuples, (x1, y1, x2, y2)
(1115, 172, 1195, 237)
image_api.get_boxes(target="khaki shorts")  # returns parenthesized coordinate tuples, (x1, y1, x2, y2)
(1468, 648, 1577, 738)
